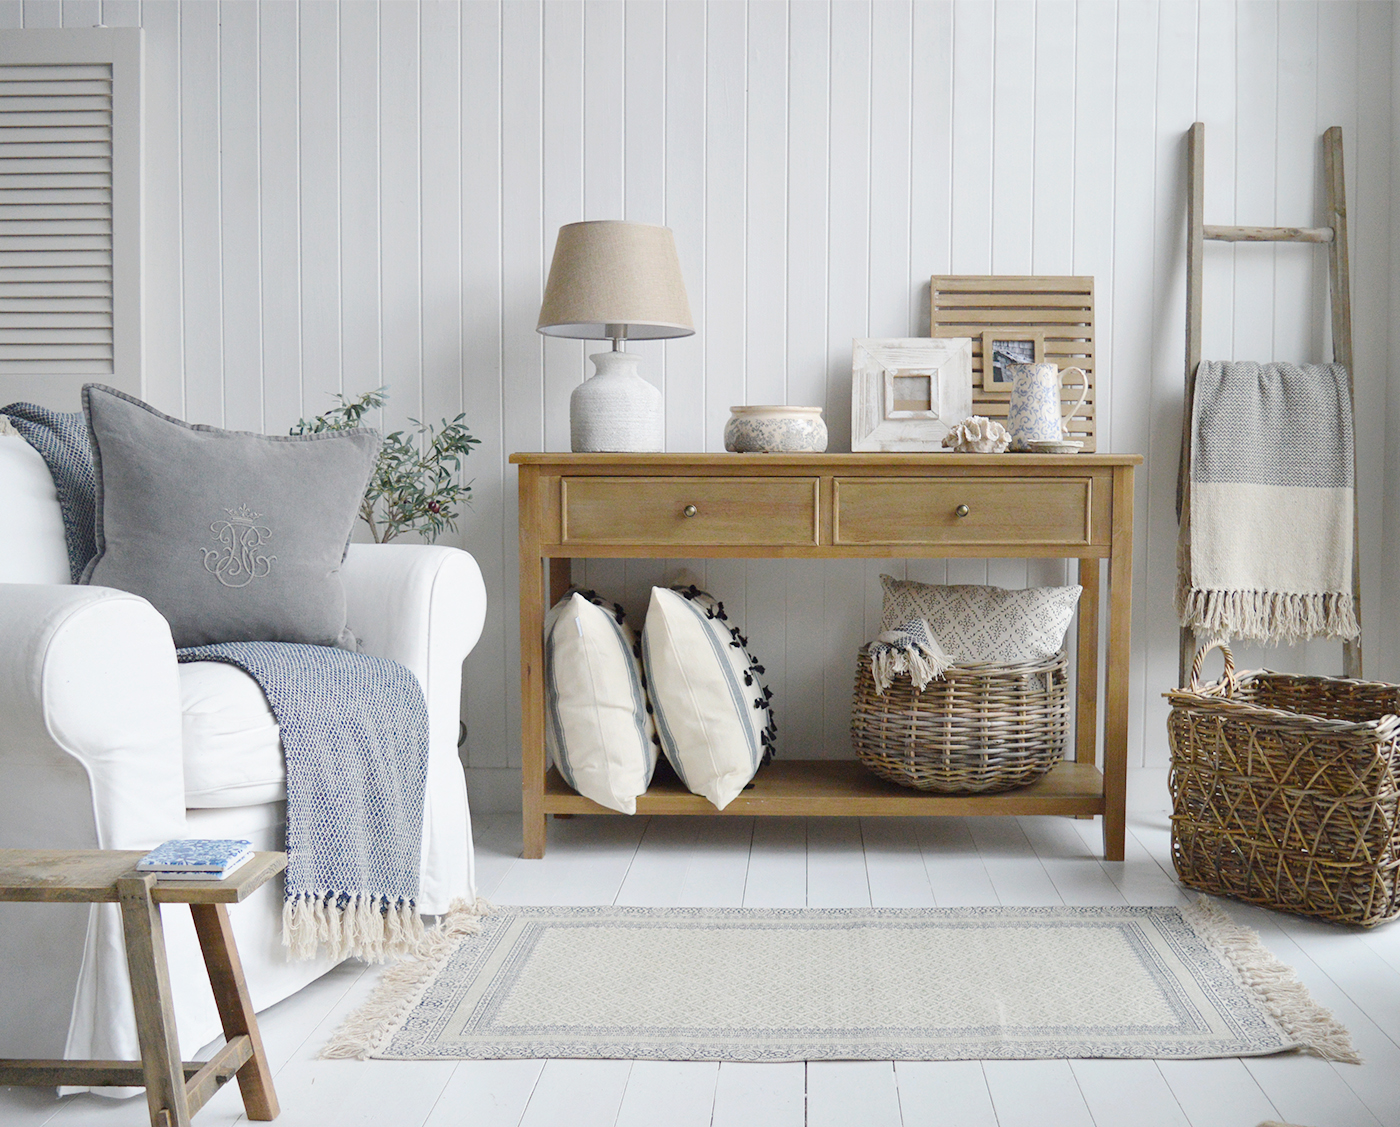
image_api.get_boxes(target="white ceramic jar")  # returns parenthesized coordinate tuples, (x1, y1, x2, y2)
(723, 405, 828, 453)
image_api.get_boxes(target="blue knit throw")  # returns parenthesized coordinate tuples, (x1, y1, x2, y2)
(4, 402, 429, 961)
(181, 642, 428, 960)
(2, 403, 97, 582)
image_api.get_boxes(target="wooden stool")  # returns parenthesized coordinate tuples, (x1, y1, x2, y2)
(0, 848, 284, 1126)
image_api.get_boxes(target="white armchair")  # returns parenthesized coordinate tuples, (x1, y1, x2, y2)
(0, 430, 487, 1066)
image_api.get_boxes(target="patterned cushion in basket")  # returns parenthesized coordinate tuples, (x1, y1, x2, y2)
(878, 576, 1081, 665)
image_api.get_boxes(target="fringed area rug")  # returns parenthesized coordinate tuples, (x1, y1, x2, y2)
(323, 900, 1358, 1063)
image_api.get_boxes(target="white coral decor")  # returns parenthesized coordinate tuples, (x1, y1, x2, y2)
(942, 415, 1011, 453)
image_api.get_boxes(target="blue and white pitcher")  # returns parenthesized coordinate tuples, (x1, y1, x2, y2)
(1005, 363, 1089, 450)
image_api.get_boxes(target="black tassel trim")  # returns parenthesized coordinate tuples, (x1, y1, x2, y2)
(668, 582, 779, 765)
(567, 586, 627, 625)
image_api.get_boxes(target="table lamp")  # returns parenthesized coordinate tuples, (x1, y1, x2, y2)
(537, 220, 694, 452)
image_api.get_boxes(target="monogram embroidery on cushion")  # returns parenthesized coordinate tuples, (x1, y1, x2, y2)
(201, 503, 276, 587)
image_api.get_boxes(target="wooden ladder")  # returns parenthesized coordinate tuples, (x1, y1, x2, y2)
(1177, 121, 1358, 687)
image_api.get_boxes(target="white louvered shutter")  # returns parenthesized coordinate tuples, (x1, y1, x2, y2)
(0, 29, 140, 402)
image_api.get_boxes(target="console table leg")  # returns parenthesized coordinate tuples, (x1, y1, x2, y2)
(1075, 557, 1101, 767)
(519, 530, 549, 859)
(190, 903, 278, 1120)
(116, 875, 191, 1127)
(1101, 466, 1135, 862)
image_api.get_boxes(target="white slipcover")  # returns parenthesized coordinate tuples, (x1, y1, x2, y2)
(0, 433, 487, 1070)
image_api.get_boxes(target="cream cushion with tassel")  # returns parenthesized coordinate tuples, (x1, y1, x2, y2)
(641, 585, 776, 811)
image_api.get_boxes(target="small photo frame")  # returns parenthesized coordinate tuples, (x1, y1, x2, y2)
(979, 329, 1045, 389)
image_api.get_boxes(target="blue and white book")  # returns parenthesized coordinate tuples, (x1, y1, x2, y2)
(138, 839, 254, 879)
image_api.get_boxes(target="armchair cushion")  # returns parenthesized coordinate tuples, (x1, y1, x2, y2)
(180, 661, 285, 808)
(81, 384, 380, 649)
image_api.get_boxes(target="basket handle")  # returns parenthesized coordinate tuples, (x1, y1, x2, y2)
(1189, 639, 1238, 695)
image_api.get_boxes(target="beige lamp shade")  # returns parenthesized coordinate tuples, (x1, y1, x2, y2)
(537, 220, 694, 341)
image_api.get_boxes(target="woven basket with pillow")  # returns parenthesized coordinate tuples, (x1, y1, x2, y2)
(851, 578, 1079, 794)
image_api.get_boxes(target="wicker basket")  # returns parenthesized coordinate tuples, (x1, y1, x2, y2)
(1166, 641, 1400, 927)
(851, 646, 1070, 793)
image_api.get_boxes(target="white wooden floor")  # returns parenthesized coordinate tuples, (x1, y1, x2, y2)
(5, 768, 1400, 1127)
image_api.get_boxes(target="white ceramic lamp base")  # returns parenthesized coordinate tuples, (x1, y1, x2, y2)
(570, 350, 664, 452)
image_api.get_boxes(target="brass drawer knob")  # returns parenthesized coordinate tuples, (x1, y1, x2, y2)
(683, 504, 699, 518)
(955, 504, 970, 517)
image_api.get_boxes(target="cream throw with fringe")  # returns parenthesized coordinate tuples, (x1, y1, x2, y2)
(868, 617, 953, 694)
(1178, 360, 1359, 644)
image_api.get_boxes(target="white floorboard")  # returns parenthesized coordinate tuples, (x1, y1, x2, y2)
(804, 819, 870, 908)
(915, 817, 1000, 906)
(892, 1061, 999, 1127)
(1155, 1059, 1282, 1127)
(806, 1061, 902, 1127)
(515, 1059, 632, 1127)
(742, 817, 807, 908)
(710, 1061, 805, 1127)
(675, 817, 754, 908)
(1070, 1060, 1191, 1127)
(859, 818, 938, 908)
(7, 767, 1400, 1126)
(612, 1061, 718, 1127)
(420, 1060, 545, 1127)
(613, 816, 704, 907)
(982, 1059, 1095, 1127)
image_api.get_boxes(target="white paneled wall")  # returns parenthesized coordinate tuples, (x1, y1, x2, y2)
(2, 1, 1393, 810)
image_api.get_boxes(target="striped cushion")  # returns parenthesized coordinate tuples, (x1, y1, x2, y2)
(545, 591, 657, 815)
(642, 585, 776, 811)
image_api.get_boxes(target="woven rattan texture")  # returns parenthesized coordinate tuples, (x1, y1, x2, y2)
(851, 648, 1070, 794)
(1166, 666, 1400, 928)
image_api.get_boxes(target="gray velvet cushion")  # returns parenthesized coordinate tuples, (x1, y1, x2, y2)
(80, 384, 380, 649)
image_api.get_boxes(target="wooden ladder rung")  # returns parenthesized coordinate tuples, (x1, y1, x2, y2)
(1202, 223, 1334, 244)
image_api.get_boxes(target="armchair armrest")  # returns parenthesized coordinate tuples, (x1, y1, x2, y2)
(340, 544, 487, 912)
(0, 587, 185, 1066)
(0, 584, 186, 851)
(341, 543, 487, 699)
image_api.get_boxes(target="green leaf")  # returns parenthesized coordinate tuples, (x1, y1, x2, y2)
(292, 386, 478, 544)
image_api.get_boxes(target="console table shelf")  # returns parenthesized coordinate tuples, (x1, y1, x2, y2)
(512, 451, 1140, 861)
(544, 759, 1107, 818)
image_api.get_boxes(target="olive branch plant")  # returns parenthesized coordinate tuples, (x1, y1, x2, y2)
(292, 388, 480, 544)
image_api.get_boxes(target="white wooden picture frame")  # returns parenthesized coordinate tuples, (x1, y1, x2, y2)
(850, 338, 973, 451)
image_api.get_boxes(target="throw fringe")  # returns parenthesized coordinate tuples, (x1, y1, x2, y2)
(1182, 898, 1361, 1064)
(1175, 584, 1360, 646)
(870, 619, 954, 694)
(283, 892, 430, 964)
(320, 897, 494, 1059)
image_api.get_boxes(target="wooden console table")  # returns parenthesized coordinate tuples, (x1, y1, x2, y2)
(512, 452, 1140, 861)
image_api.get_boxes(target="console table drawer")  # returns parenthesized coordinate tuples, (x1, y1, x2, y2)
(834, 476, 1094, 546)
(561, 476, 820, 546)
